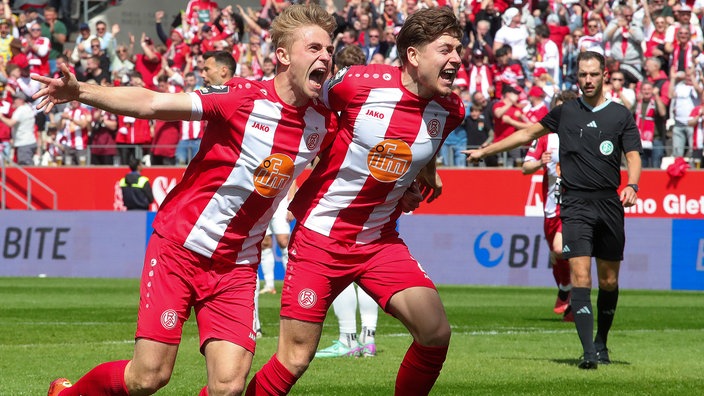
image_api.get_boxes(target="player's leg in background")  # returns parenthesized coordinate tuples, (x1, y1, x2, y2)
(253, 273, 262, 338)
(357, 285, 378, 357)
(552, 230, 572, 316)
(259, 233, 276, 294)
(316, 284, 361, 358)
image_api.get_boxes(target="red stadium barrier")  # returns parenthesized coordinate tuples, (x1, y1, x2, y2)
(2, 167, 702, 218)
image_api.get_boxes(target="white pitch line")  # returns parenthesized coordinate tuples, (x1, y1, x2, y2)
(2, 327, 701, 349)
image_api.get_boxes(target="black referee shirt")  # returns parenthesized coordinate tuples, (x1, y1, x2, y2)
(540, 98, 642, 192)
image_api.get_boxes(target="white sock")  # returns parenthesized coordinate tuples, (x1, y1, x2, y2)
(357, 286, 378, 344)
(253, 274, 261, 331)
(280, 246, 289, 271)
(260, 247, 275, 290)
(332, 284, 358, 345)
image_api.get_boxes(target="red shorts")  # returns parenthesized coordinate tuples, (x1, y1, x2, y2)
(136, 232, 258, 354)
(544, 215, 562, 248)
(280, 225, 436, 323)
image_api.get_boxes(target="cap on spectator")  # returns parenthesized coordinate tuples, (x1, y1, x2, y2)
(202, 24, 212, 32)
(528, 86, 546, 97)
(0, 19, 8, 25)
(473, 48, 484, 57)
(12, 91, 28, 101)
(679, 4, 692, 12)
(79, 22, 90, 31)
(502, 84, 520, 95)
(534, 67, 547, 78)
(502, 7, 520, 25)
(546, 14, 560, 24)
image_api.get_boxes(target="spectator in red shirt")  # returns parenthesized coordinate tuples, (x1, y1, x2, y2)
(133, 33, 162, 90)
(492, 84, 531, 167)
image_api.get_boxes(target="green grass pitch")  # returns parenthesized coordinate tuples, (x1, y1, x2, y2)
(1, 277, 702, 395)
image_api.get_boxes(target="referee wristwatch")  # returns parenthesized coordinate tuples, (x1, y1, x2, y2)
(626, 184, 639, 193)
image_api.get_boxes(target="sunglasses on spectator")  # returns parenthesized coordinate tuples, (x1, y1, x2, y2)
(30, 28, 41, 31)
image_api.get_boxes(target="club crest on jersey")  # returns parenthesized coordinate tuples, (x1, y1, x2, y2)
(367, 139, 412, 183)
(160, 309, 178, 330)
(298, 288, 317, 309)
(198, 85, 230, 95)
(427, 119, 441, 137)
(306, 133, 320, 150)
(599, 140, 614, 155)
(254, 153, 295, 198)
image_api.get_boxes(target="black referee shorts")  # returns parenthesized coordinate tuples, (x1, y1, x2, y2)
(560, 194, 625, 261)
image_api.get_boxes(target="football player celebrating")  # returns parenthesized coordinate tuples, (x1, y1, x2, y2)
(246, 7, 464, 395)
(35, 5, 339, 396)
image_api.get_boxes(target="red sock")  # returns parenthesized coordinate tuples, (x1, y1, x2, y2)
(62, 360, 129, 396)
(245, 354, 297, 395)
(553, 258, 571, 288)
(395, 341, 448, 396)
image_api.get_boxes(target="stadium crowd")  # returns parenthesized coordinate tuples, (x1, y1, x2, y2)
(1, 0, 703, 169)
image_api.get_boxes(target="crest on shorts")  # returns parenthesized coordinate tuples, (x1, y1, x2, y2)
(298, 288, 317, 309)
(160, 309, 178, 330)
(599, 140, 614, 155)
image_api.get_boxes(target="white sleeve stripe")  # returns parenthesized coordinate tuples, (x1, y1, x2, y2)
(188, 92, 203, 121)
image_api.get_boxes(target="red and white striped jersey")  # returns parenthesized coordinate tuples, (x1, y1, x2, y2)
(61, 105, 91, 150)
(524, 133, 560, 218)
(22, 36, 50, 77)
(180, 119, 205, 140)
(151, 78, 337, 264)
(291, 64, 464, 244)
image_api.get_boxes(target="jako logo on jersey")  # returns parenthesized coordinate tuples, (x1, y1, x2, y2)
(474, 231, 504, 268)
(161, 309, 178, 330)
(366, 109, 384, 119)
(253, 154, 295, 198)
(298, 288, 317, 309)
(427, 119, 441, 137)
(367, 139, 412, 182)
(306, 133, 320, 150)
(252, 122, 270, 132)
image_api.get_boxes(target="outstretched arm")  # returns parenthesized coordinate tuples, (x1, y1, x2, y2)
(32, 63, 193, 120)
(464, 122, 549, 163)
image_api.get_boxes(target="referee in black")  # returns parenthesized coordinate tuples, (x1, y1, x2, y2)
(465, 50, 642, 369)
